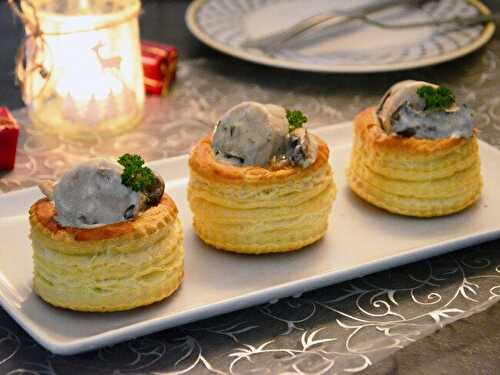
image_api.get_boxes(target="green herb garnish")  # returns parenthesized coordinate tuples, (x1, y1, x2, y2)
(286, 109, 308, 132)
(416, 85, 455, 111)
(118, 153, 155, 192)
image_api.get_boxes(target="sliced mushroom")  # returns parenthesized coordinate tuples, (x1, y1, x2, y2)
(144, 174, 165, 207)
(377, 80, 437, 133)
(123, 204, 137, 220)
(38, 180, 55, 200)
(212, 102, 288, 166)
(285, 128, 318, 168)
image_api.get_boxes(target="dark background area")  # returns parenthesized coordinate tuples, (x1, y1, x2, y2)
(1, 0, 498, 110)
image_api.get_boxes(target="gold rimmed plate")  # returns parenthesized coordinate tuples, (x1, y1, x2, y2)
(186, 0, 495, 73)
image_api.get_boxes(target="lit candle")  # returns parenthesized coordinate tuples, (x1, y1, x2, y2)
(19, 0, 144, 139)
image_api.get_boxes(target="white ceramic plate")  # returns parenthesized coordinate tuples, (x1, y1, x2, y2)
(1, 122, 500, 355)
(186, 0, 495, 73)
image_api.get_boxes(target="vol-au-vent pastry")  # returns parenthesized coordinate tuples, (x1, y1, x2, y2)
(29, 154, 184, 312)
(188, 101, 336, 254)
(347, 80, 482, 217)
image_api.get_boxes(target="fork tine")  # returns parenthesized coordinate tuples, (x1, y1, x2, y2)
(241, 0, 424, 49)
(360, 13, 494, 29)
(241, 9, 340, 49)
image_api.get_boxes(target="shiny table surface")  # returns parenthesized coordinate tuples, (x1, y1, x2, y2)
(0, 1, 499, 374)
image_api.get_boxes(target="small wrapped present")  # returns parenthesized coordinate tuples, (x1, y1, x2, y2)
(141, 41, 178, 96)
(0, 107, 20, 170)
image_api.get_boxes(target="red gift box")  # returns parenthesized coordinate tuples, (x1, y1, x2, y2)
(0, 107, 20, 170)
(141, 41, 178, 96)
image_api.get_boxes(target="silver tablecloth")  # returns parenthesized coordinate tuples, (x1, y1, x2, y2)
(0, 39, 499, 374)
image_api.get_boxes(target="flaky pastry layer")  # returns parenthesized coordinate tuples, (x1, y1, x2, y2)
(188, 136, 336, 254)
(30, 196, 178, 255)
(189, 135, 330, 186)
(347, 107, 482, 217)
(29, 196, 184, 312)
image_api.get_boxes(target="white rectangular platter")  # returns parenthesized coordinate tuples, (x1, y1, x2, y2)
(1, 122, 500, 355)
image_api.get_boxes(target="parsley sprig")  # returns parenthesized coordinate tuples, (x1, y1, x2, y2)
(118, 153, 155, 192)
(416, 85, 455, 111)
(286, 109, 308, 132)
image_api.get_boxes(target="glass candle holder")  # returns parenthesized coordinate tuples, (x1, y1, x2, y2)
(21, 0, 144, 139)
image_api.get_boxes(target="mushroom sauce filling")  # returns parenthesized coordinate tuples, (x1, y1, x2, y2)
(51, 160, 141, 228)
(212, 101, 317, 168)
(377, 80, 474, 140)
(39, 155, 164, 229)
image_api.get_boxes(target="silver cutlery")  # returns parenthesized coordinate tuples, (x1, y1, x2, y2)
(360, 12, 498, 29)
(241, 0, 496, 51)
(241, 0, 431, 49)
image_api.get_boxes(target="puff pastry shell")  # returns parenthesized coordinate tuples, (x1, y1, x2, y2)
(347, 107, 482, 217)
(29, 196, 184, 312)
(188, 135, 336, 254)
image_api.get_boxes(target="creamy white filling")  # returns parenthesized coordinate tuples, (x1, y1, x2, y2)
(377, 80, 474, 139)
(392, 104, 474, 139)
(377, 80, 434, 132)
(212, 101, 318, 168)
(212, 101, 288, 166)
(52, 159, 140, 228)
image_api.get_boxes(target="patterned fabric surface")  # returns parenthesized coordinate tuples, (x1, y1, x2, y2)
(0, 38, 500, 374)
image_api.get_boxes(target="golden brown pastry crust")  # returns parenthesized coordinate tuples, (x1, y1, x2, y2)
(34, 258, 184, 313)
(355, 107, 470, 156)
(189, 135, 330, 186)
(188, 135, 336, 254)
(347, 107, 482, 217)
(30, 196, 178, 255)
(29, 195, 184, 312)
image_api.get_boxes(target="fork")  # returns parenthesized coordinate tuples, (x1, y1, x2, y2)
(241, 0, 432, 50)
(360, 12, 498, 29)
